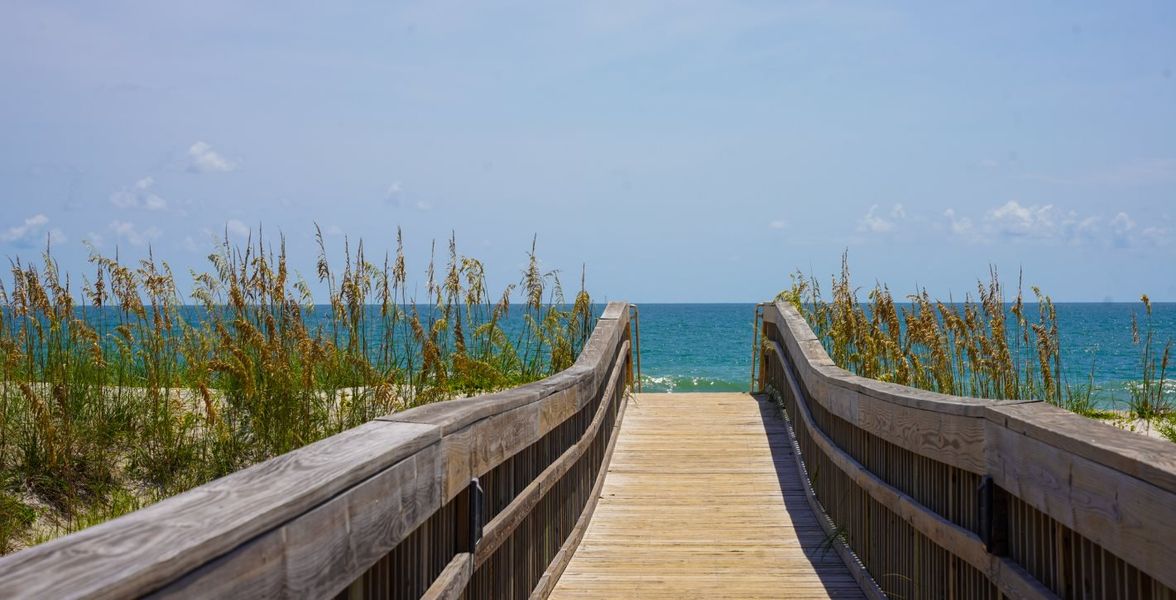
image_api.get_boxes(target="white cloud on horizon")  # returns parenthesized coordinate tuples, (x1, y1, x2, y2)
(941, 201, 1167, 248)
(225, 219, 250, 238)
(988, 201, 1058, 238)
(943, 208, 974, 238)
(1, 214, 47, 242)
(108, 220, 162, 247)
(385, 181, 403, 205)
(857, 203, 906, 233)
(187, 141, 238, 173)
(1108, 211, 1168, 248)
(110, 176, 168, 211)
(0, 213, 66, 247)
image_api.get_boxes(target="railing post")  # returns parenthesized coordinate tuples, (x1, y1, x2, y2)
(628, 305, 642, 393)
(752, 304, 765, 392)
(625, 322, 633, 392)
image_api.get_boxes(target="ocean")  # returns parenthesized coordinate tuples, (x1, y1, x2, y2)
(27, 302, 1175, 408)
(632, 303, 1176, 408)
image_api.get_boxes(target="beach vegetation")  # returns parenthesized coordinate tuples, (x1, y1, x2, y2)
(779, 253, 1173, 435)
(0, 227, 593, 554)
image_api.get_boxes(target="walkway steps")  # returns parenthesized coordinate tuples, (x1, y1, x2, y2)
(550, 392, 864, 599)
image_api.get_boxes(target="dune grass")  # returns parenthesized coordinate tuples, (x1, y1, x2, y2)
(779, 253, 1172, 436)
(0, 227, 593, 553)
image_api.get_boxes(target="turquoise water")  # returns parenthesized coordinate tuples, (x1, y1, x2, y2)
(634, 304, 757, 393)
(39, 302, 1175, 407)
(634, 303, 1176, 407)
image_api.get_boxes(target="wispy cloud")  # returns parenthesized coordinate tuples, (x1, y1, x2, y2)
(1108, 211, 1168, 248)
(225, 219, 250, 238)
(2, 214, 47, 242)
(769, 219, 787, 230)
(943, 208, 974, 238)
(108, 220, 161, 247)
(857, 203, 905, 233)
(385, 181, 403, 206)
(187, 141, 238, 173)
(1, 214, 66, 247)
(110, 176, 168, 210)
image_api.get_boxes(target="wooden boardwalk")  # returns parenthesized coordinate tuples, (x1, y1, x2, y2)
(550, 392, 864, 599)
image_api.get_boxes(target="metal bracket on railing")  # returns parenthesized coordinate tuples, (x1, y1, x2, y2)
(469, 477, 484, 550)
(629, 305, 642, 393)
(457, 477, 484, 552)
(977, 475, 1008, 556)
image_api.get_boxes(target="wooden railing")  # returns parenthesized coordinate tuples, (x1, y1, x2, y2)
(0, 302, 636, 600)
(761, 300, 1176, 600)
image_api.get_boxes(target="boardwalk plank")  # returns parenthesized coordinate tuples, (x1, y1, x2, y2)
(549, 393, 865, 599)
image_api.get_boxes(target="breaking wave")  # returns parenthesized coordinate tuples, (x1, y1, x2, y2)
(639, 374, 747, 393)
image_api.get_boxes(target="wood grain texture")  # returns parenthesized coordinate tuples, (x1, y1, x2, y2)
(477, 342, 628, 567)
(770, 347, 1054, 599)
(449, 401, 541, 500)
(539, 388, 579, 436)
(771, 300, 1176, 493)
(0, 420, 439, 600)
(599, 302, 628, 321)
(766, 394, 887, 600)
(421, 553, 473, 600)
(382, 303, 630, 502)
(987, 402, 1176, 496)
(767, 339, 990, 474)
(768, 299, 1176, 595)
(382, 386, 545, 434)
(152, 443, 442, 599)
(531, 381, 631, 600)
(985, 421, 1176, 591)
(549, 393, 866, 599)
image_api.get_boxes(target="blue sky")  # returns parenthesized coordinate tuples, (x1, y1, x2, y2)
(2, 2, 1175, 302)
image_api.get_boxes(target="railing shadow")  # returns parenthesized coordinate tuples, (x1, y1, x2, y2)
(750, 393, 866, 598)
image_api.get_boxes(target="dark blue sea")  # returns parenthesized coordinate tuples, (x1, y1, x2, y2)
(633, 303, 1176, 408)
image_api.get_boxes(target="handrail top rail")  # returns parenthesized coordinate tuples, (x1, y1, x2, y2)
(765, 301, 1028, 415)
(766, 299, 1176, 496)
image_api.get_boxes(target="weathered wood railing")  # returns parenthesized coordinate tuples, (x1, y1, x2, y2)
(761, 300, 1176, 600)
(0, 302, 636, 600)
